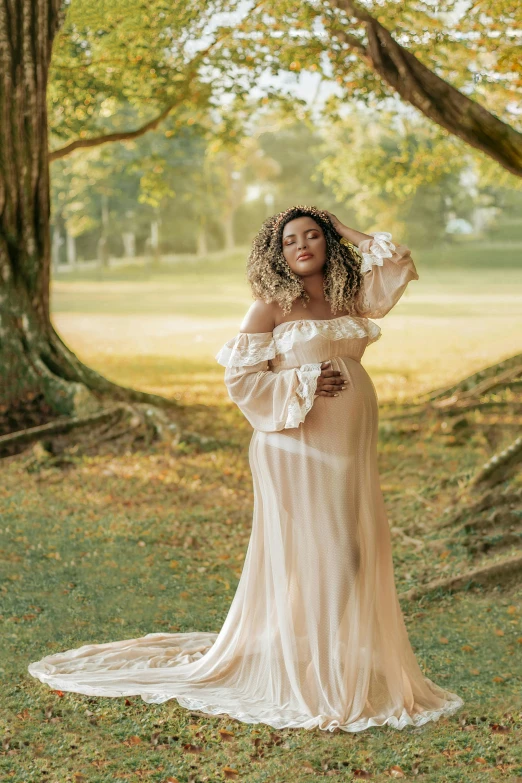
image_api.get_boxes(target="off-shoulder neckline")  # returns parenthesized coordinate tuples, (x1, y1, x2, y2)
(237, 315, 363, 337)
(272, 314, 360, 334)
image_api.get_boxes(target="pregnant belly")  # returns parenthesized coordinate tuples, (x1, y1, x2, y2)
(253, 357, 379, 466)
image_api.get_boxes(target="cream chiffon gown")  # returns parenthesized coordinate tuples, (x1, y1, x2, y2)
(28, 232, 464, 733)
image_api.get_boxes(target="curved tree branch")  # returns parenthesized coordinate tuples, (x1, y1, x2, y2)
(49, 103, 176, 162)
(330, 0, 522, 177)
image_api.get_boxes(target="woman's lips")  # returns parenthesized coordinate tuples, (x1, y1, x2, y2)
(297, 253, 313, 261)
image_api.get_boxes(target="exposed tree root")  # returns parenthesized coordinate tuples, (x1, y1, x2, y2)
(378, 353, 522, 425)
(0, 402, 180, 460)
(470, 435, 522, 487)
(44, 328, 181, 411)
(0, 405, 126, 451)
(410, 353, 522, 405)
(456, 364, 522, 400)
(1, 317, 181, 437)
(437, 487, 522, 530)
(399, 554, 522, 601)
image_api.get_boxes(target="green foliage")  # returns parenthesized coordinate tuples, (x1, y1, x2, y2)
(317, 109, 497, 245)
(47, 1, 522, 259)
(49, 0, 244, 149)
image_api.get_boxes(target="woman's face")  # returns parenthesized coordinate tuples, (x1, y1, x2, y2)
(281, 216, 327, 277)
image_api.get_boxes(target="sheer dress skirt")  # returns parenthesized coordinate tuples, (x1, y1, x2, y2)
(27, 232, 465, 732)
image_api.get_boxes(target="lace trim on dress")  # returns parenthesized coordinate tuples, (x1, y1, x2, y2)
(215, 331, 277, 368)
(146, 689, 465, 734)
(215, 316, 381, 368)
(285, 363, 322, 429)
(274, 316, 381, 353)
(359, 232, 396, 275)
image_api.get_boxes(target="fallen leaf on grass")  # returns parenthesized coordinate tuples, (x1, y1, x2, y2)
(54, 690, 64, 697)
(165, 778, 179, 783)
(490, 724, 510, 733)
(389, 766, 405, 778)
(223, 767, 238, 780)
(183, 743, 203, 753)
(439, 637, 449, 644)
(495, 763, 516, 773)
(123, 735, 142, 746)
(352, 771, 371, 779)
(219, 729, 235, 741)
(442, 747, 472, 758)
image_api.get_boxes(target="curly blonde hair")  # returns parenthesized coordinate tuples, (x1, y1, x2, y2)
(246, 205, 365, 316)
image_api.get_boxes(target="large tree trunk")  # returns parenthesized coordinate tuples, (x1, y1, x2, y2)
(0, 1, 173, 433)
(0, 1, 76, 420)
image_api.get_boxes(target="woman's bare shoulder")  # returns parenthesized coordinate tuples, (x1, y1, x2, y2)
(239, 300, 277, 334)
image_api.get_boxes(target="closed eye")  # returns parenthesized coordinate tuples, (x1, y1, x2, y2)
(284, 231, 319, 246)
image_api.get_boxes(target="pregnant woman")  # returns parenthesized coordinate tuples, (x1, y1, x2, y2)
(28, 205, 464, 733)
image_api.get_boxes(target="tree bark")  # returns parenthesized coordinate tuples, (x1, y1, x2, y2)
(330, 0, 522, 177)
(0, 0, 177, 426)
(0, 0, 74, 417)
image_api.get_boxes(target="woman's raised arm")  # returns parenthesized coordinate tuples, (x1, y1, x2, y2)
(353, 233, 419, 319)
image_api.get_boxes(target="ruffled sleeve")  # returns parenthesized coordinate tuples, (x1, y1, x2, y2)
(215, 332, 322, 432)
(354, 232, 419, 319)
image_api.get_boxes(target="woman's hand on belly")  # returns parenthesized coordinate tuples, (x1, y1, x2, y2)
(315, 361, 347, 397)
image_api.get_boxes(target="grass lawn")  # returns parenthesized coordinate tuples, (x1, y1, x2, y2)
(0, 240, 521, 782)
(49, 242, 522, 403)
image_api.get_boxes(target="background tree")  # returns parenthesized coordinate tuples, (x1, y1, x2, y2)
(235, 0, 522, 176)
(318, 109, 481, 245)
(0, 0, 247, 427)
(2, 0, 521, 435)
